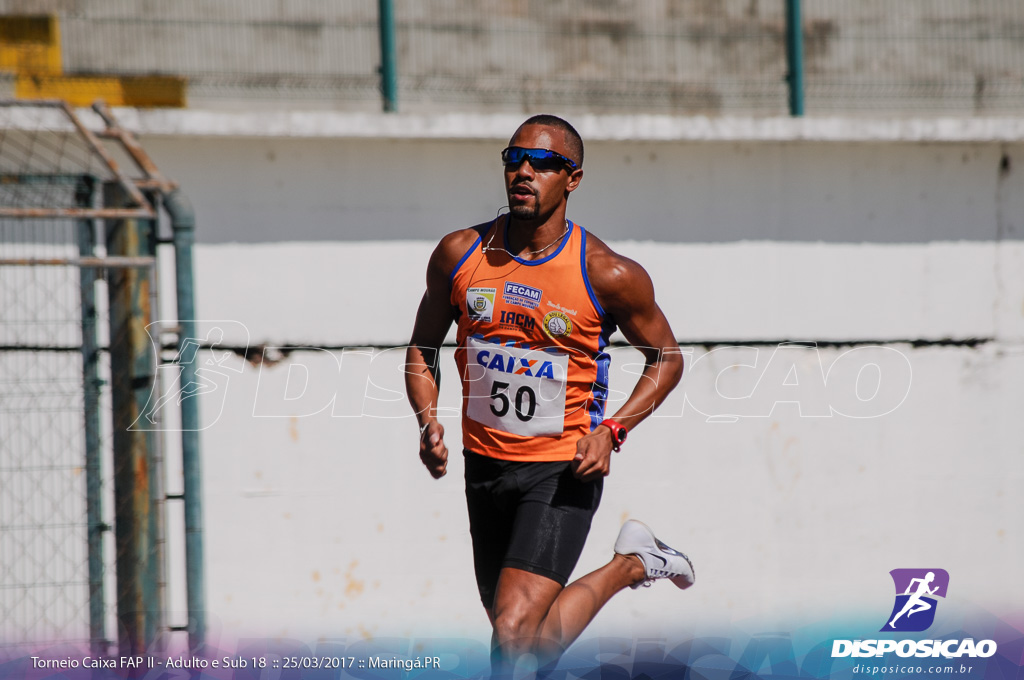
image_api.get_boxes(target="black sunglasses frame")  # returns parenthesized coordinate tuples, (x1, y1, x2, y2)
(501, 146, 579, 172)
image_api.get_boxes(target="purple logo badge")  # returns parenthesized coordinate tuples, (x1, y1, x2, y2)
(881, 568, 949, 632)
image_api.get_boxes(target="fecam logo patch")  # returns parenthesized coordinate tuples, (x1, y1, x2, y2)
(503, 281, 543, 310)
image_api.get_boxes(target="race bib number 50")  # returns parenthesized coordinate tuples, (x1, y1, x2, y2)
(465, 337, 568, 437)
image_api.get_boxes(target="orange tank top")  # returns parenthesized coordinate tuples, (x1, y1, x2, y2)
(450, 217, 615, 461)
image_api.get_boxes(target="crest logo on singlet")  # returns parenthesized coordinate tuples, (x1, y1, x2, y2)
(542, 310, 573, 338)
(467, 287, 496, 322)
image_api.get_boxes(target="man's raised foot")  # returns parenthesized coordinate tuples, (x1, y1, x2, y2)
(614, 519, 695, 590)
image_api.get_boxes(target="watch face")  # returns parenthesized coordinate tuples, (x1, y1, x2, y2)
(605, 422, 626, 443)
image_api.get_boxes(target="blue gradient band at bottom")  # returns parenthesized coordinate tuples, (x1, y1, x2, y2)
(2, 609, 1021, 680)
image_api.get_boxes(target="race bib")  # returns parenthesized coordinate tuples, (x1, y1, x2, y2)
(464, 337, 569, 437)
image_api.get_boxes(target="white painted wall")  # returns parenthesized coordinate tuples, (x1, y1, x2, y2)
(188, 240, 1024, 348)
(132, 112, 1023, 646)
(180, 340, 1024, 642)
(133, 115, 1023, 246)
(166, 241, 1024, 644)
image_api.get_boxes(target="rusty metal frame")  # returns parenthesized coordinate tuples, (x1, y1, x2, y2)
(0, 206, 157, 218)
(0, 256, 155, 267)
(92, 102, 178, 195)
(0, 99, 171, 218)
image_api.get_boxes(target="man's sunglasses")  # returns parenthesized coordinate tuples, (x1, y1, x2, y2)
(501, 146, 579, 172)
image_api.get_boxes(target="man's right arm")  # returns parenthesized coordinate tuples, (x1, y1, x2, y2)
(405, 229, 479, 479)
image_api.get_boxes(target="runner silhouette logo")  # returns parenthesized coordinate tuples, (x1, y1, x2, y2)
(881, 568, 949, 632)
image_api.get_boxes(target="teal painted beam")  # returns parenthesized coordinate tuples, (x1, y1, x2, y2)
(785, 0, 805, 116)
(378, 0, 398, 112)
(77, 176, 107, 655)
(164, 188, 207, 652)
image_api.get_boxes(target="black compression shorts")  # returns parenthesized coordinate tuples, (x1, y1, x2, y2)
(463, 449, 604, 611)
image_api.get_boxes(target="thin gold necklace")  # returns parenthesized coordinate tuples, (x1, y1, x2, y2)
(482, 215, 570, 260)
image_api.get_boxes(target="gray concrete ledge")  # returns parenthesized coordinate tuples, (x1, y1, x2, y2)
(105, 108, 1024, 142)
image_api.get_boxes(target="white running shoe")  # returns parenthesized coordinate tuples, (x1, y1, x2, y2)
(614, 519, 695, 590)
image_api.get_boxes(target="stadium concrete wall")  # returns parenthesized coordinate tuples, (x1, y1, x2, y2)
(3, 109, 1018, 647)
(119, 111, 1024, 645)
(8, 0, 1024, 114)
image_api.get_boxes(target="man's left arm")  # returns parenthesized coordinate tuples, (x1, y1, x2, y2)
(572, 250, 683, 482)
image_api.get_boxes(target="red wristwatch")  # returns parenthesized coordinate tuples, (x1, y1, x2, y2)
(600, 419, 628, 452)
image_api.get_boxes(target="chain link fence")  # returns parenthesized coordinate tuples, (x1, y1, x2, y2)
(1, 108, 113, 647)
(0, 102, 187, 652)
(0, 214, 104, 648)
(395, 1, 789, 114)
(4, 0, 1020, 115)
(802, 1, 1024, 115)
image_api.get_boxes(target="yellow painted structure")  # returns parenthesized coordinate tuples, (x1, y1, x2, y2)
(16, 74, 187, 107)
(1, 13, 185, 107)
(0, 15, 61, 75)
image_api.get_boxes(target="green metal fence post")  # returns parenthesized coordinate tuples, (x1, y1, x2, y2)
(785, 0, 805, 116)
(378, 0, 398, 112)
(77, 175, 108, 655)
(163, 188, 206, 652)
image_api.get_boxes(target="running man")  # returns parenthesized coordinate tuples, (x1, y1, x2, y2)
(889, 572, 939, 628)
(405, 115, 693, 674)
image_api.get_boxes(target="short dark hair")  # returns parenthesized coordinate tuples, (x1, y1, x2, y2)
(519, 114, 584, 168)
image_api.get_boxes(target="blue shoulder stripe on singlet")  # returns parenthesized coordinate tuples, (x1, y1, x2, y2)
(579, 225, 606, 317)
(588, 317, 616, 431)
(579, 224, 617, 432)
(449, 222, 491, 285)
